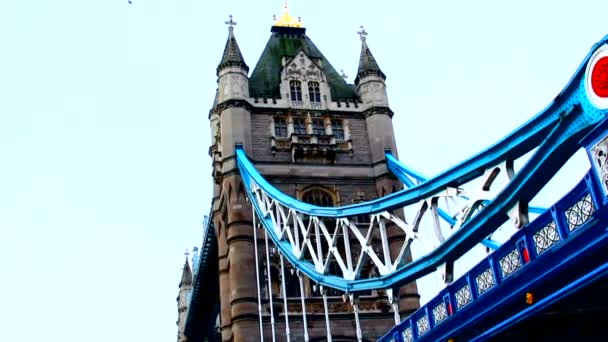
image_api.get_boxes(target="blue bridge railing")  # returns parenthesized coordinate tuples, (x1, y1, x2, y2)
(379, 167, 607, 342)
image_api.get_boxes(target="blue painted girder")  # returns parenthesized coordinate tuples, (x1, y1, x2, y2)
(238, 34, 608, 219)
(384, 153, 543, 251)
(378, 173, 608, 341)
(236, 34, 608, 293)
(384, 153, 546, 215)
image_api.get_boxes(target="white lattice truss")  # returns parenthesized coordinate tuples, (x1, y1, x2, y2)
(248, 157, 532, 288)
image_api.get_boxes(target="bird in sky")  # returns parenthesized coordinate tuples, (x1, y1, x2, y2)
(128, 0, 132, 4)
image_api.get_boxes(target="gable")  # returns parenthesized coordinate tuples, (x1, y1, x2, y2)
(282, 50, 324, 83)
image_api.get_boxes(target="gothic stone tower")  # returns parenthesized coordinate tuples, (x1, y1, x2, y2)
(208, 13, 420, 342)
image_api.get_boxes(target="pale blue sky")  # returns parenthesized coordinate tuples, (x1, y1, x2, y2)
(1, 1, 607, 341)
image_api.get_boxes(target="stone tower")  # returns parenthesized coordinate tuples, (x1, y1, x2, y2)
(176, 258, 193, 342)
(205, 10, 420, 342)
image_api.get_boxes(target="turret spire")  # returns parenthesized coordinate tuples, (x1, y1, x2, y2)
(217, 14, 249, 75)
(355, 26, 385, 85)
(179, 256, 192, 287)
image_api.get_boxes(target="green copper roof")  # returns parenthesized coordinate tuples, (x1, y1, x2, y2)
(249, 26, 357, 101)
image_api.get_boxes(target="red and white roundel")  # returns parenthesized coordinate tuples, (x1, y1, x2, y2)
(585, 44, 608, 109)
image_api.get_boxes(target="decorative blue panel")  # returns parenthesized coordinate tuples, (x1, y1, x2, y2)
(402, 327, 413, 342)
(498, 248, 523, 279)
(455, 283, 473, 309)
(432, 302, 448, 325)
(416, 315, 430, 336)
(475, 268, 495, 295)
(533, 221, 560, 255)
(565, 193, 595, 231)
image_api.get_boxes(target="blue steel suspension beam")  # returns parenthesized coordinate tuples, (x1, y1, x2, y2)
(236, 34, 608, 293)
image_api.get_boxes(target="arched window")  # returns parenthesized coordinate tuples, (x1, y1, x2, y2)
(301, 187, 335, 232)
(290, 80, 302, 102)
(302, 187, 334, 207)
(301, 187, 342, 296)
(308, 81, 321, 103)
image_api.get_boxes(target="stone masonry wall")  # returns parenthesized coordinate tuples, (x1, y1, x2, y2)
(250, 111, 372, 165)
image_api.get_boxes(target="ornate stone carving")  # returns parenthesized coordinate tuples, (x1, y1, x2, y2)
(362, 106, 394, 118)
(215, 99, 253, 113)
(283, 50, 323, 83)
(287, 63, 302, 77)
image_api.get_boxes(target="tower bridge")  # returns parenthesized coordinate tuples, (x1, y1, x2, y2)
(176, 6, 608, 342)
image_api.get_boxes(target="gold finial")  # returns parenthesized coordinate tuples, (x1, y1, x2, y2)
(358, 26, 368, 42)
(273, 1, 303, 28)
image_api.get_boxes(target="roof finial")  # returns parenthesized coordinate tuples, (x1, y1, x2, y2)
(358, 26, 368, 42)
(273, 0, 303, 28)
(340, 69, 348, 80)
(225, 14, 237, 33)
(184, 248, 190, 261)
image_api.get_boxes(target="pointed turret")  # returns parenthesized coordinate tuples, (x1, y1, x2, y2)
(355, 26, 386, 85)
(179, 259, 193, 287)
(216, 15, 250, 103)
(355, 26, 389, 108)
(355, 27, 396, 166)
(217, 15, 249, 75)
